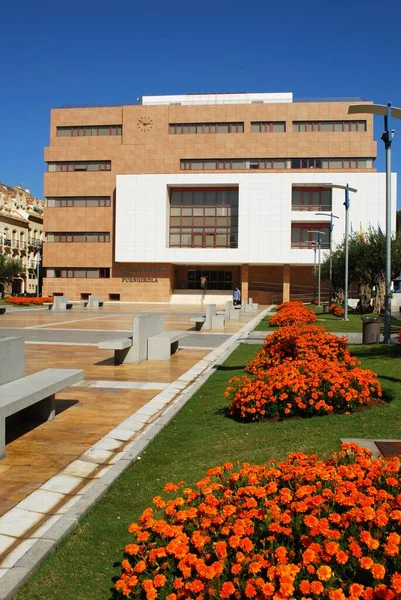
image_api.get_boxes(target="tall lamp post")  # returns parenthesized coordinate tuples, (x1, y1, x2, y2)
(330, 184, 357, 321)
(308, 230, 326, 306)
(312, 241, 317, 303)
(348, 102, 401, 342)
(34, 241, 41, 298)
(315, 211, 339, 307)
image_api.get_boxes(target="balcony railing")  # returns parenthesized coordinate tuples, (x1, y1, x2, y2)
(291, 241, 330, 249)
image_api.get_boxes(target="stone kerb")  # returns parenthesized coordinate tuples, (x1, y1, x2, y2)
(0, 337, 24, 385)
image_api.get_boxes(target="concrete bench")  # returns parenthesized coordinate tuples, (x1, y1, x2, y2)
(86, 295, 103, 308)
(98, 337, 133, 365)
(0, 367, 83, 458)
(190, 304, 225, 331)
(97, 314, 166, 365)
(148, 331, 188, 361)
(190, 316, 206, 331)
(0, 308, 6, 315)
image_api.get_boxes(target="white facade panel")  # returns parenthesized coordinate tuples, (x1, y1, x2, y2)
(115, 173, 397, 265)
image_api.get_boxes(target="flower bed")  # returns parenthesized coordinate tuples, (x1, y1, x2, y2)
(269, 302, 317, 327)
(246, 325, 352, 374)
(115, 444, 401, 600)
(227, 359, 382, 421)
(5, 296, 53, 306)
(329, 304, 345, 318)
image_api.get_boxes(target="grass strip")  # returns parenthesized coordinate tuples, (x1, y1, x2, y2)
(15, 343, 401, 600)
(254, 304, 401, 333)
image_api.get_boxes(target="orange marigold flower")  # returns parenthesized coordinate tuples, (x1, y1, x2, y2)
(310, 580, 324, 594)
(336, 550, 349, 564)
(220, 582, 236, 598)
(134, 560, 147, 573)
(317, 565, 332, 581)
(244, 583, 257, 598)
(371, 563, 386, 579)
(329, 590, 346, 600)
(349, 583, 365, 597)
(360, 557, 374, 570)
(299, 580, 311, 594)
(391, 573, 401, 594)
(153, 574, 166, 588)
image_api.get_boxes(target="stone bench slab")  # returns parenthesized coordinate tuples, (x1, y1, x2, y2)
(148, 331, 188, 361)
(97, 338, 132, 351)
(0, 368, 83, 459)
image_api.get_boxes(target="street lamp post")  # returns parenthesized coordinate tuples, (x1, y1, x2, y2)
(315, 211, 339, 307)
(348, 102, 401, 342)
(330, 184, 357, 322)
(34, 241, 41, 298)
(308, 230, 326, 306)
(309, 241, 319, 303)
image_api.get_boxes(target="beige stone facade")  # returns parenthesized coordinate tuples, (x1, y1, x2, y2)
(42, 94, 377, 303)
(0, 184, 45, 296)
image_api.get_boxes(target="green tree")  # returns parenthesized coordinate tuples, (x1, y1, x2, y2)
(321, 227, 401, 313)
(0, 254, 23, 297)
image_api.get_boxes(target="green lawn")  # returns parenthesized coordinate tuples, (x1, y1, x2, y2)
(15, 343, 401, 600)
(255, 304, 401, 333)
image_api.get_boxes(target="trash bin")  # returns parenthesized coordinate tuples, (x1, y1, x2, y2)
(322, 304, 329, 314)
(361, 317, 381, 344)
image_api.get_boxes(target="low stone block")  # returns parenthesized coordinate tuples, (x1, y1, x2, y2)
(0, 337, 24, 385)
(211, 315, 225, 329)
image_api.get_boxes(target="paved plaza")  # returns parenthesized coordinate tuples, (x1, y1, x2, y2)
(0, 302, 266, 596)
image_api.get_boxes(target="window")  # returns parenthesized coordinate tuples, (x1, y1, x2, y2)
(292, 187, 332, 211)
(47, 161, 111, 172)
(180, 159, 289, 170)
(187, 269, 233, 291)
(169, 188, 238, 249)
(293, 120, 366, 132)
(57, 125, 122, 137)
(46, 197, 111, 207)
(169, 122, 244, 134)
(47, 232, 110, 242)
(251, 121, 286, 133)
(109, 293, 120, 301)
(49, 268, 110, 278)
(291, 158, 373, 169)
(291, 223, 330, 248)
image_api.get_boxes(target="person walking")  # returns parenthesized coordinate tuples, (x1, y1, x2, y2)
(233, 286, 241, 306)
(200, 275, 207, 290)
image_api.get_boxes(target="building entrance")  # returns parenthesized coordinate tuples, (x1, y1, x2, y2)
(187, 269, 233, 290)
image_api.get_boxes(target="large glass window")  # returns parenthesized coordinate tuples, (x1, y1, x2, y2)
(187, 269, 233, 290)
(293, 120, 366, 132)
(291, 223, 330, 248)
(47, 197, 111, 207)
(251, 121, 286, 132)
(292, 187, 332, 211)
(48, 268, 110, 278)
(46, 232, 110, 242)
(57, 125, 122, 137)
(47, 161, 111, 172)
(169, 122, 243, 134)
(169, 188, 238, 249)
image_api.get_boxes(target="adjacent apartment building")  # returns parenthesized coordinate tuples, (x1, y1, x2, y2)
(0, 184, 45, 296)
(42, 92, 396, 304)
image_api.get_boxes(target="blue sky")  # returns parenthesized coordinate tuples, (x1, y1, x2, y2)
(2, 0, 401, 204)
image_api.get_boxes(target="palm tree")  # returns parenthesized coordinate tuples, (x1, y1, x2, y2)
(0, 254, 23, 297)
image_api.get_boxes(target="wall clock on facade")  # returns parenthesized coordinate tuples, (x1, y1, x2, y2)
(137, 117, 154, 132)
